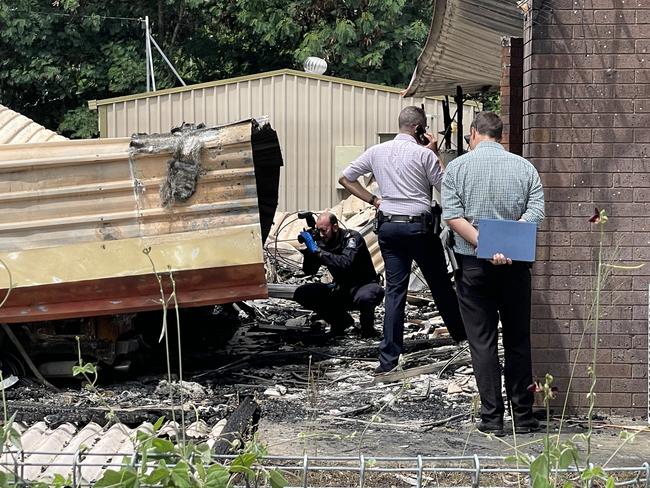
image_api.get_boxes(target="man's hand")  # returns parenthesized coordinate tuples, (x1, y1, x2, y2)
(425, 133, 440, 157)
(490, 253, 512, 266)
(299, 231, 319, 253)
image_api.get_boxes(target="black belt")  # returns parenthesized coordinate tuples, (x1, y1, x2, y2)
(383, 214, 424, 223)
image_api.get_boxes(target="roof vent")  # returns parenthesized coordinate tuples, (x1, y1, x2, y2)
(303, 57, 327, 75)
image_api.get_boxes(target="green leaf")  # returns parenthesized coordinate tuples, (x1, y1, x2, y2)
(269, 469, 288, 488)
(72, 362, 97, 377)
(605, 476, 616, 488)
(195, 460, 207, 480)
(170, 460, 193, 488)
(505, 454, 533, 466)
(7, 429, 21, 450)
(94, 468, 137, 488)
(152, 437, 175, 453)
(229, 465, 255, 477)
(206, 464, 230, 487)
(231, 452, 256, 469)
(51, 473, 70, 488)
(153, 416, 166, 432)
(530, 453, 551, 488)
(558, 446, 576, 469)
(196, 442, 213, 464)
(591, 466, 606, 478)
(145, 461, 170, 484)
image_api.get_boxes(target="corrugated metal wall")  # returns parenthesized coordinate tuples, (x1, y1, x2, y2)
(95, 70, 477, 212)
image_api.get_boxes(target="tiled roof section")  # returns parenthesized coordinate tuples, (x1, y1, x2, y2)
(404, 0, 523, 97)
(1, 420, 226, 483)
(0, 104, 67, 144)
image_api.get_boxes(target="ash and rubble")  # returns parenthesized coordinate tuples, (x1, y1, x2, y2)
(2, 278, 478, 438)
(3, 195, 649, 462)
(4, 281, 650, 463)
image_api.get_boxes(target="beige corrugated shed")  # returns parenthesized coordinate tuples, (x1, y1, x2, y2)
(0, 104, 67, 144)
(89, 69, 477, 212)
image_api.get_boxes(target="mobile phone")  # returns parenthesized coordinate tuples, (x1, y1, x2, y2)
(415, 125, 429, 145)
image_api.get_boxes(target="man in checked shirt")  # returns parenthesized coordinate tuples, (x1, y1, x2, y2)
(339, 106, 466, 375)
(442, 111, 545, 436)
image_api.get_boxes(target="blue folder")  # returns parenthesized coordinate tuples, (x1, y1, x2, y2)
(476, 219, 538, 262)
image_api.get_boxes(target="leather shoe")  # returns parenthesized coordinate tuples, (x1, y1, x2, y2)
(359, 327, 380, 339)
(476, 420, 505, 437)
(374, 364, 395, 375)
(514, 418, 540, 434)
(329, 314, 354, 336)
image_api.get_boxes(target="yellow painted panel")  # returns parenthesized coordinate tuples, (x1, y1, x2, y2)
(0, 224, 263, 289)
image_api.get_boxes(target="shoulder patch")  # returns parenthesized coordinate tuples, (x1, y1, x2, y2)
(347, 238, 357, 249)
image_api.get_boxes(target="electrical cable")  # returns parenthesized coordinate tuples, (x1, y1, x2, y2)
(5, 7, 143, 22)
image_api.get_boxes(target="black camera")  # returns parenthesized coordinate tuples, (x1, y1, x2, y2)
(297, 211, 320, 243)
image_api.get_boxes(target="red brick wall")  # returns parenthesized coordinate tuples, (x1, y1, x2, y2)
(523, 0, 650, 416)
(501, 37, 524, 156)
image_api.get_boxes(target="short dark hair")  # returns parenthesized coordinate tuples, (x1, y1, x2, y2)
(398, 106, 426, 129)
(319, 212, 338, 225)
(470, 111, 503, 140)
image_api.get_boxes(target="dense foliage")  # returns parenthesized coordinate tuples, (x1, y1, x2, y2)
(0, 0, 432, 138)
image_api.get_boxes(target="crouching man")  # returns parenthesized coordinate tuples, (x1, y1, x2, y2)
(294, 212, 384, 338)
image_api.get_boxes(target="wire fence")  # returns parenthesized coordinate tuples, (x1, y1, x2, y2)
(1, 451, 649, 487)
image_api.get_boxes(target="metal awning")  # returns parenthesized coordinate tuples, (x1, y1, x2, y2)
(403, 0, 523, 97)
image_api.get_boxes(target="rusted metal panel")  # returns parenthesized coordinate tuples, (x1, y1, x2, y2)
(0, 120, 272, 322)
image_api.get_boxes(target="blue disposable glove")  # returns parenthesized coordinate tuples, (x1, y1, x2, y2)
(299, 230, 319, 253)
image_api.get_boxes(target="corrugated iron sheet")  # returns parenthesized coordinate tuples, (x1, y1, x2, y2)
(1, 420, 225, 484)
(404, 0, 523, 97)
(0, 120, 271, 322)
(0, 104, 67, 144)
(89, 69, 477, 212)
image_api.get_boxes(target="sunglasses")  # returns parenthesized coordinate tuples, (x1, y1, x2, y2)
(464, 135, 471, 145)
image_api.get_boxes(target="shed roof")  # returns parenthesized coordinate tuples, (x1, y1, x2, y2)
(0, 104, 66, 144)
(403, 0, 523, 97)
(89, 69, 429, 108)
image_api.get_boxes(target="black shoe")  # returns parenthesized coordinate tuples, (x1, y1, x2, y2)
(359, 327, 380, 339)
(329, 326, 348, 337)
(514, 418, 540, 434)
(329, 314, 354, 336)
(476, 420, 505, 437)
(374, 364, 395, 375)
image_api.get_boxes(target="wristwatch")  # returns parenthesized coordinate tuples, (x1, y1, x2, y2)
(369, 194, 378, 205)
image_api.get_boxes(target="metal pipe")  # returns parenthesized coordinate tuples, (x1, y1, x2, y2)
(144, 16, 151, 92)
(149, 34, 186, 86)
(145, 15, 156, 91)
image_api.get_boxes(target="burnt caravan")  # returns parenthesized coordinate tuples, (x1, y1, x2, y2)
(0, 119, 282, 375)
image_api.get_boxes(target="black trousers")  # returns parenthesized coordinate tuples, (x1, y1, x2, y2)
(294, 282, 384, 331)
(455, 254, 534, 423)
(377, 222, 465, 369)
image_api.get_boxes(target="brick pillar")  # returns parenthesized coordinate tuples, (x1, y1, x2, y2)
(524, 0, 650, 417)
(500, 37, 524, 156)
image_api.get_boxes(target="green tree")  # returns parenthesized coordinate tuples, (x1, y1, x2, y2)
(235, 0, 431, 86)
(0, 0, 432, 138)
